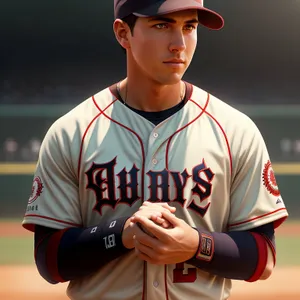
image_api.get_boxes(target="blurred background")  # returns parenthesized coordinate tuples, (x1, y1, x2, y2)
(0, 0, 299, 299)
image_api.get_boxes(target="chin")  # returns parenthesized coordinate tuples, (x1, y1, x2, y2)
(157, 73, 184, 85)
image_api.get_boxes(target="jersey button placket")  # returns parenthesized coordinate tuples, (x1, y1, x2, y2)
(152, 158, 158, 165)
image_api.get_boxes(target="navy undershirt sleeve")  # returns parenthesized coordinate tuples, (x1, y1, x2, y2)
(34, 226, 59, 284)
(187, 222, 275, 281)
(35, 219, 275, 283)
(34, 216, 132, 283)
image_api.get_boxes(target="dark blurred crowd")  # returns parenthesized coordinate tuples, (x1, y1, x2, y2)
(1, 79, 299, 105)
(0, 77, 299, 163)
(0, 80, 89, 105)
(0, 137, 41, 162)
(1, 136, 300, 163)
(279, 139, 300, 161)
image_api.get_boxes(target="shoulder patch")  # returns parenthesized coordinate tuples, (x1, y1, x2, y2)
(28, 176, 44, 204)
(262, 160, 280, 197)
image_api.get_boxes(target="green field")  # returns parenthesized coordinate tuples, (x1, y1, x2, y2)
(0, 237, 34, 265)
(276, 237, 300, 266)
(0, 235, 299, 266)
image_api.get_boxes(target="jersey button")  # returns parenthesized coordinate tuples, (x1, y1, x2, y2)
(153, 132, 159, 138)
(153, 281, 159, 288)
(152, 158, 158, 165)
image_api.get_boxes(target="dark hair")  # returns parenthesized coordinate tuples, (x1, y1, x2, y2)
(120, 14, 138, 54)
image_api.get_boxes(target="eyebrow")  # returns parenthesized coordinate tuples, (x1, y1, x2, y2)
(148, 17, 199, 24)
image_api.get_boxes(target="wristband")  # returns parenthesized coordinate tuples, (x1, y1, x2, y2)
(195, 231, 215, 262)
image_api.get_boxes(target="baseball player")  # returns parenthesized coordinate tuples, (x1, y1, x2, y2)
(22, 1, 288, 299)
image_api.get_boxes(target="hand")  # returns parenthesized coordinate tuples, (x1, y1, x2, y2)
(132, 211, 199, 265)
(122, 202, 176, 249)
(131, 201, 176, 229)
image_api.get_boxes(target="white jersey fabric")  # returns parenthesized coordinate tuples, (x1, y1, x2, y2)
(23, 83, 288, 300)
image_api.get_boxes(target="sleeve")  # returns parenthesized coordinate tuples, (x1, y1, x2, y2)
(228, 117, 288, 231)
(22, 120, 82, 232)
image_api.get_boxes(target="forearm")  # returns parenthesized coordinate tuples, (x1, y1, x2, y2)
(187, 224, 275, 281)
(35, 216, 132, 284)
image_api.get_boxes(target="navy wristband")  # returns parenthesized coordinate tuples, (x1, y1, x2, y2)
(35, 216, 132, 283)
(187, 229, 265, 281)
(58, 216, 131, 281)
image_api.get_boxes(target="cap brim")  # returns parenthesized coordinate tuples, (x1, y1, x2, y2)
(133, 0, 224, 30)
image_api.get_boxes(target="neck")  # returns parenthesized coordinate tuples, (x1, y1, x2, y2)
(119, 70, 184, 112)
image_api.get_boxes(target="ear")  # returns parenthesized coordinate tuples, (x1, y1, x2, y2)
(113, 19, 131, 51)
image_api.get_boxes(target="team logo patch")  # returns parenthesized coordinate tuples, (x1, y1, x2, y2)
(196, 233, 214, 262)
(28, 176, 44, 204)
(262, 160, 280, 197)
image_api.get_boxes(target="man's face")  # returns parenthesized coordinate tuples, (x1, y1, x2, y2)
(127, 9, 199, 85)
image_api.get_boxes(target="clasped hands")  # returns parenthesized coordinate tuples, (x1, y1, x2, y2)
(122, 201, 199, 265)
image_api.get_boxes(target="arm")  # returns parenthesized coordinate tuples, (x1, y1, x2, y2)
(187, 222, 275, 281)
(35, 202, 176, 284)
(35, 216, 131, 284)
(131, 212, 275, 282)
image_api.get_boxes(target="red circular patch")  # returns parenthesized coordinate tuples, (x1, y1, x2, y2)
(28, 176, 44, 204)
(262, 161, 280, 197)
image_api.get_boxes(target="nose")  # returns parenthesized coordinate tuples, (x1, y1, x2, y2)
(169, 30, 186, 53)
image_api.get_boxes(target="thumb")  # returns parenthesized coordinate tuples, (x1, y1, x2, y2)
(161, 211, 181, 227)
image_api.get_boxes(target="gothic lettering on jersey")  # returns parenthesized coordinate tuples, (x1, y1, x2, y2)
(117, 164, 140, 206)
(147, 169, 170, 202)
(146, 161, 214, 216)
(189, 160, 215, 216)
(86, 157, 214, 216)
(169, 169, 191, 206)
(85, 157, 141, 215)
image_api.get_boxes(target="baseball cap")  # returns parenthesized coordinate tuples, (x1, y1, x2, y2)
(114, 0, 224, 30)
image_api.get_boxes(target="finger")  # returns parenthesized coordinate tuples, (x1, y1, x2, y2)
(147, 202, 176, 213)
(131, 223, 155, 240)
(141, 201, 176, 213)
(134, 239, 155, 258)
(151, 215, 172, 228)
(135, 247, 164, 265)
(136, 221, 146, 233)
(160, 203, 176, 213)
(161, 220, 172, 229)
(134, 215, 167, 240)
(161, 210, 181, 227)
(150, 216, 165, 225)
(131, 211, 162, 223)
(135, 227, 161, 247)
(135, 247, 154, 263)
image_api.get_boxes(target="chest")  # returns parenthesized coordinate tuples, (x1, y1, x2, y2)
(77, 114, 231, 229)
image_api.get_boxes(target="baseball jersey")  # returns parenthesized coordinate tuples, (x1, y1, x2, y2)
(23, 82, 288, 300)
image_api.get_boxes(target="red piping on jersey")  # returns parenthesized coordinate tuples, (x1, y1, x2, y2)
(228, 208, 287, 228)
(107, 88, 147, 300)
(92, 95, 146, 204)
(164, 92, 208, 300)
(196, 102, 233, 176)
(164, 265, 169, 300)
(246, 232, 268, 282)
(143, 262, 146, 300)
(77, 97, 117, 178)
(165, 92, 209, 170)
(24, 215, 81, 228)
(273, 216, 288, 229)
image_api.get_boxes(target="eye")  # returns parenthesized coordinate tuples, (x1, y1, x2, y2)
(184, 24, 197, 31)
(154, 23, 168, 29)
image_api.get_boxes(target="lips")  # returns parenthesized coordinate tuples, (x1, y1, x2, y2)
(164, 59, 185, 64)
